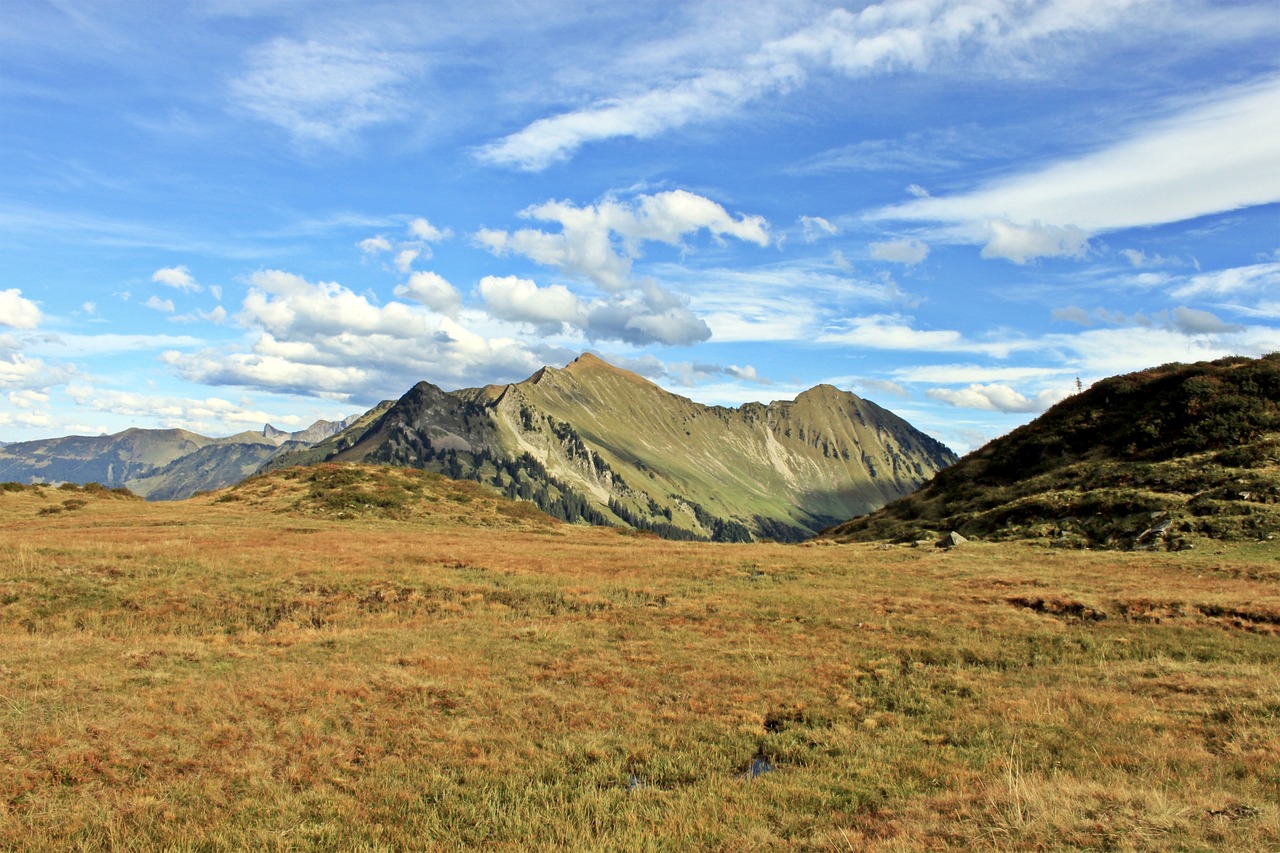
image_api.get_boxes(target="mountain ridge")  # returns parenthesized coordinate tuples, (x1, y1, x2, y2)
(294, 353, 956, 541)
(0, 417, 359, 499)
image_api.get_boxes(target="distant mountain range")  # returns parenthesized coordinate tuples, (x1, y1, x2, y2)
(269, 353, 956, 541)
(823, 354, 1280, 549)
(0, 354, 956, 540)
(0, 418, 359, 500)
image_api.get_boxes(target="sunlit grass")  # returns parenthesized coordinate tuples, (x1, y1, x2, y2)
(2, 478, 1279, 849)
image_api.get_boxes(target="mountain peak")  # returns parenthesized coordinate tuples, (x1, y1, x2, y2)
(564, 352, 615, 374)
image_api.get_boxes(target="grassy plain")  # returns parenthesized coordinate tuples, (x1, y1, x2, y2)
(2, 472, 1280, 850)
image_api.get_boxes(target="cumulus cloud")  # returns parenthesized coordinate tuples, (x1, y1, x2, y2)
(476, 1, 1163, 170)
(927, 382, 1068, 413)
(230, 38, 418, 146)
(360, 218, 451, 272)
(478, 275, 582, 334)
(476, 274, 711, 346)
(359, 235, 392, 254)
(408, 217, 451, 242)
(241, 270, 428, 340)
(0, 352, 71, 391)
(163, 268, 553, 402)
(395, 271, 462, 317)
(151, 265, 201, 293)
(870, 237, 929, 266)
(476, 189, 769, 292)
(0, 289, 42, 329)
(144, 295, 176, 313)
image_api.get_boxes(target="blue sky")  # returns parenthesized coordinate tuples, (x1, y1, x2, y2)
(2, 0, 1278, 453)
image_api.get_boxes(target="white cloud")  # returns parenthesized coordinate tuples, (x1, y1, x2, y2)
(359, 235, 392, 254)
(0, 289, 42, 329)
(408, 217, 451, 242)
(799, 215, 837, 242)
(151, 265, 201, 293)
(394, 248, 420, 274)
(241, 269, 428, 340)
(0, 353, 64, 390)
(870, 237, 929, 266)
(478, 275, 582, 334)
(164, 268, 552, 401)
(170, 306, 229, 325)
(892, 364, 1066, 384)
(476, 189, 769, 292)
(230, 38, 418, 146)
(395, 271, 462, 318)
(476, 0, 1164, 171)
(818, 314, 1034, 358)
(65, 385, 312, 432)
(1171, 261, 1280, 299)
(474, 274, 710, 346)
(144, 295, 176, 313)
(980, 220, 1089, 264)
(877, 75, 1280, 245)
(927, 382, 1068, 413)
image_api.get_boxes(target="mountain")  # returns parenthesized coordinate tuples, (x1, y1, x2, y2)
(822, 354, 1280, 549)
(278, 353, 956, 542)
(0, 417, 359, 499)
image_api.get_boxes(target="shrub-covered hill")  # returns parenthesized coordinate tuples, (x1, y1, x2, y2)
(823, 354, 1280, 549)
(205, 463, 560, 530)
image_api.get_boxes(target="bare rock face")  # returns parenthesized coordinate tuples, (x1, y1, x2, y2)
(299, 353, 957, 542)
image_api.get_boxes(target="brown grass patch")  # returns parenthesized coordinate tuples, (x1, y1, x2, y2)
(2, 491, 1279, 849)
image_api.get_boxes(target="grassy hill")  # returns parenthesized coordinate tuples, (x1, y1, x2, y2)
(2, 473, 1279, 849)
(824, 354, 1280, 549)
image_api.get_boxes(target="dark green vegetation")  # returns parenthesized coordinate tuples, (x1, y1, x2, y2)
(826, 355, 1280, 549)
(280, 353, 956, 542)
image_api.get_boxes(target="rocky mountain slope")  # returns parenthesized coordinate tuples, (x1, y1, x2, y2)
(822, 354, 1280, 549)
(277, 353, 955, 541)
(0, 417, 359, 499)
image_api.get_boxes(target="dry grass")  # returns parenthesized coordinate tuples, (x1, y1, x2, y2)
(2, 478, 1280, 850)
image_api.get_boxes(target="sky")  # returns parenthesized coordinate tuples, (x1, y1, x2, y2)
(2, 0, 1279, 454)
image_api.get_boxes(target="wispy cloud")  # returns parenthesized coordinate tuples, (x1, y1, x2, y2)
(476, 0, 1163, 171)
(229, 38, 420, 146)
(875, 75, 1280, 259)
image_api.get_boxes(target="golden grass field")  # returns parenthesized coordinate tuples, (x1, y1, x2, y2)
(3, 469, 1280, 850)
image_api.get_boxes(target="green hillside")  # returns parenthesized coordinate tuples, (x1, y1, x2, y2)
(824, 354, 1280, 549)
